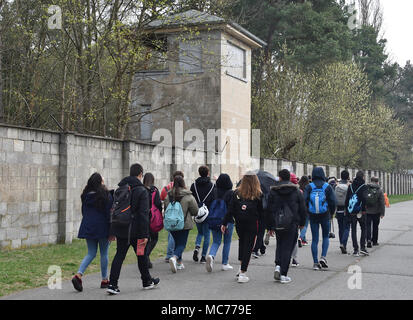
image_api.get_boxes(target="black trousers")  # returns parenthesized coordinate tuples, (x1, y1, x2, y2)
(109, 237, 152, 286)
(350, 214, 367, 251)
(146, 231, 159, 261)
(236, 222, 258, 272)
(366, 214, 381, 244)
(253, 219, 266, 254)
(275, 225, 298, 276)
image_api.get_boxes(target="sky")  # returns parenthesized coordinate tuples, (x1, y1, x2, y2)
(380, 0, 413, 66)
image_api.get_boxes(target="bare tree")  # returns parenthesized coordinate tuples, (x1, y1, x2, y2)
(358, 0, 383, 34)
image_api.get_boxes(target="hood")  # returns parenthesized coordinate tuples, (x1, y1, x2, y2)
(270, 181, 299, 195)
(168, 187, 193, 198)
(290, 173, 298, 185)
(216, 174, 233, 198)
(352, 176, 365, 189)
(118, 176, 143, 188)
(312, 167, 327, 182)
(195, 176, 212, 185)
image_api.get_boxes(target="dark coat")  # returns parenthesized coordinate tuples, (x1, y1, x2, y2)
(365, 183, 385, 216)
(303, 167, 337, 221)
(190, 177, 216, 209)
(267, 181, 307, 229)
(78, 192, 113, 240)
(345, 176, 368, 214)
(109, 176, 150, 239)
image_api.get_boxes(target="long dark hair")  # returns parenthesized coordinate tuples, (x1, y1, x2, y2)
(81, 173, 109, 211)
(172, 175, 186, 200)
(298, 176, 309, 191)
(143, 172, 155, 189)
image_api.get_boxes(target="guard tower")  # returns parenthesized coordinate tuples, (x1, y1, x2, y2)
(129, 10, 266, 182)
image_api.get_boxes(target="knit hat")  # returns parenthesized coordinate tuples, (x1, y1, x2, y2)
(290, 173, 298, 185)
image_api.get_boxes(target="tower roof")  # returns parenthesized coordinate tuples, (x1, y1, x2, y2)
(146, 10, 267, 48)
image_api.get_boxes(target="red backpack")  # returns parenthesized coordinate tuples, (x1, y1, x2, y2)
(150, 190, 163, 233)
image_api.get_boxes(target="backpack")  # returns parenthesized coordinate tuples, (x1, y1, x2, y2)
(273, 201, 294, 232)
(164, 195, 185, 232)
(194, 183, 215, 224)
(149, 190, 163, 233)
(347, 184, 365, 215)
(111, 184, 136, 227)
(206, 199, 227, 231)
(335, 183, 349, 207)
(308, 182, 329, 214)
(366, 184, 380, 207)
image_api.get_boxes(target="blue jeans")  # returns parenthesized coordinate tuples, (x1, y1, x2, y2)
(299, 217, 309, 241)
(336, 212, 350, 248)
(166, 232, 175, 259)
(195, 221, 211, 257)
(171, 229, 190, 261)
(78, 238, 110, 279)
(208, 223, 234, 265)
(310, 217, 330, 263)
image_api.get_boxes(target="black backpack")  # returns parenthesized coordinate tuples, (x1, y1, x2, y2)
(273, 201, 294, 232)
(111, 184, 136, 227)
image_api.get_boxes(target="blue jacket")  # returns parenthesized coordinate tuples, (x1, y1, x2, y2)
(78, 192, 113, 240)
(304, 167, 337, 221)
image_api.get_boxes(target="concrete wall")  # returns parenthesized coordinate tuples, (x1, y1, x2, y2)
(1, 124, 412, 249)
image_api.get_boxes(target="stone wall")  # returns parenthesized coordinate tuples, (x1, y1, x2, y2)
(0, 124, 412, 249)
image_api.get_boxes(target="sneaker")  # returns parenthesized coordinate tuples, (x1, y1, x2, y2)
(193, 248, 199, 262)
(235, 268, 241, 279)
(252, 252, 259, 259)
(107, 285, 120, 295)
(280, 275, 292, 284)
(340, 245, 347, 254)
(298, 238, 303, 248)
(319, 257, 328, 269)
(353, 251, 360, 257)
(169, 256, 177, 273)
(222, 264, 233, 271)
(200, 256, 206, 264)
(176, 262, 185, 270)
(165, 257, 171, 263)
(274, 265, 281, 281)
(360, 249, 369, 256)
(264, 232, 271, 246)
(291, 259, 299, 267)
(373, 242, 379, 246)
(367, 241, 372, 248)
(206, 255, 214, 272)
(238, 273, 249, 283)
(100, 279, 109, 289)
(302, 240, 309, 246)
(313, 263, 322, 271)
(71, 275, 83, 292)
(143, 278, 160, 290)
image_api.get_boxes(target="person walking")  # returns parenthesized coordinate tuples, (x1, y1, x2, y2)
(365, 177, 385, 247)
(267, 169, 306, 284)
(335, 170, 351, 254)
(72, 173, 113, 292)
(143, 173, 163, 269)
(160, 171, 184, 263)
(221, 172, 263, 283)
(190, 166, 216, 264)
(164, 176, 199, 273)
(205, 173, 234, 272)
(304, 167, 337, 270)
(345, 171, 369, 257)
(289, 173, 301, 267)
(297, 176, 310, 247)
(107, 164, 160, 295)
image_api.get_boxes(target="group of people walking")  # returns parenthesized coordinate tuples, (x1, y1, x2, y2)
(71, 163, 386, 294)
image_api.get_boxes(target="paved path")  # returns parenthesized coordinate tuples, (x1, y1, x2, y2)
(3, 201, 413, 300)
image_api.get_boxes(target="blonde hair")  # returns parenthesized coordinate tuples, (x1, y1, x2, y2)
(237, 172, 262, 200)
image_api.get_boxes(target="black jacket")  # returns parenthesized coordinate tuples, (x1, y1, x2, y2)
(267, 181, 307, 229)
(345, 177, 368, 214)
(190, 177, 216, 209)
(222, 191, 263, 229)
(365, 183, 385, 216)
(110, 176, 150, 239)
(304, 167, 337, 221)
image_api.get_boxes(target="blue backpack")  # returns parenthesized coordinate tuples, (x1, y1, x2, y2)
(308, 182, 329, 214)
(348, 184, 365, 215)
(164, 196, 185, 231)
(206, 199, 227, 231)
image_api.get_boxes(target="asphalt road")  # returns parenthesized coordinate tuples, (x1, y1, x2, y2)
(3, 200, 413, 300)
